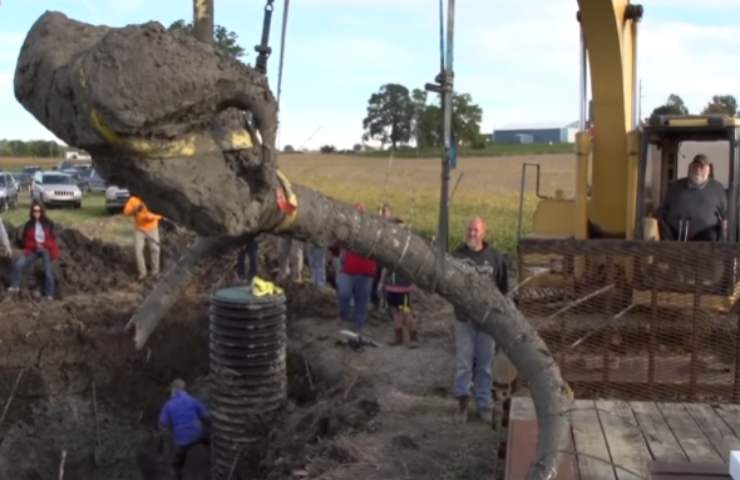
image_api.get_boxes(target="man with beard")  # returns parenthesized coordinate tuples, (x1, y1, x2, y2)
(657, 154, 727, 241)
(451, 217, 508, 425)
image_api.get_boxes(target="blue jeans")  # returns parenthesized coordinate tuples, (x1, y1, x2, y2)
(11, 251, 55, 297)
(307, 245, 326, 288)
(453, 320, 495, 409)
(236, 238, 258, 281)
(337, 274, 373, 333)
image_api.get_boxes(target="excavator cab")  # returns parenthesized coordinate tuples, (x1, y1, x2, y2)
(629, 114, 740, 301)
(635, 114, 740, 243)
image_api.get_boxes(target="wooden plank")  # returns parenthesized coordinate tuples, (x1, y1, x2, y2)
(713, 404, 740, 438)
(596, 400, 652, 480)
(510, 396, 536, 421)
(630, 401, 687, 463)
(571, 399, 617, 480)
(505, 419, 578, 480)
(657, 402, 723, 464)
(648, 461, 731, 479)
(684, 403, 740, 462)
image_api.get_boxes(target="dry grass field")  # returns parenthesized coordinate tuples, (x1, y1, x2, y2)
(280, 152, 575, 252)
(0, 156, 59, 170)
(0, 153, 576, 253)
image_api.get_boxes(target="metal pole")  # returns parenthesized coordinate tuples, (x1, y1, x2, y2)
(579, 25, 587, 131)
(438, 0, 445, 74)
(192, 0, 214, 44)
(437, 0, 455, 252)
(276, 0, 290, 108)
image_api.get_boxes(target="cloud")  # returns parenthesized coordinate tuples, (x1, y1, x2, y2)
(639, 20, 740, 113)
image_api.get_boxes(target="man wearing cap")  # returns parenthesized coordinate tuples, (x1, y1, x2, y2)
(159, 379, 209, 480)
(657, 154, 727, 241)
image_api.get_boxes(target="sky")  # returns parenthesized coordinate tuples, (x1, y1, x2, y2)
(1, 0, 740, 150)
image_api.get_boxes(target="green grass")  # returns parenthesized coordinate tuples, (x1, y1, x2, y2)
(4, 192, 105, 225)
(356, 143, 574, 158)
(292, 184, 534, 255)
(3, 192, 134, 246)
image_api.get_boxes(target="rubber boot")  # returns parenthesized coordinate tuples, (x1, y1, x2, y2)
(456, 396, 469, 424)
(407, 330, 419, 349)
(389, 328, 404, 346)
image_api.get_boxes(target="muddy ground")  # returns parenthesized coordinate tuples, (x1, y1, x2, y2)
(0, 227, 503, 479)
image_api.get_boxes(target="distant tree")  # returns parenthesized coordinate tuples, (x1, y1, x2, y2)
(353, 143, 362, 152)
(169, 20, 245, 59)
(417, 104, 442, 148)
(702, 95, 738, 116)
(320, 145, 336, 154)
(283, 144, 295, 153)
(362, 84, 414, 150)
(451, 93, 483, 146)
(411, 88, 428, 147)
(414, 91, 484, 148)
(0, 139, 64, 157)
(650, 94, 689, 117)
(471, 133, 489, 150)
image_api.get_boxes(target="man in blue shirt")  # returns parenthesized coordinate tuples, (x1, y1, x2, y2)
(159, 378, 209, 479)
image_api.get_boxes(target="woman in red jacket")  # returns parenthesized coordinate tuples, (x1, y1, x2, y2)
(8, 202, 59, 300)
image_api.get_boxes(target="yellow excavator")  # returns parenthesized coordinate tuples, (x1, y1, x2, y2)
(518, 0, 740, 312)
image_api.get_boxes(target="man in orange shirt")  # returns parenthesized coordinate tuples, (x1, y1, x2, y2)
(123, 196, 162, 280)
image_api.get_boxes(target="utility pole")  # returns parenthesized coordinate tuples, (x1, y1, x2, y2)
(192, 0, 214, 44)
(425, 0, 455, 253)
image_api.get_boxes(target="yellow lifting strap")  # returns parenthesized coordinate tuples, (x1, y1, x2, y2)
(250, 276, 283, 297)
(274, 169, 298, 231)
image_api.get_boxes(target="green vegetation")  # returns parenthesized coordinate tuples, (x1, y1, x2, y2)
(362, 83, 484, 150)
(0, 140, 66, 158)
(169, 20, 245, 59)
(358, 142, 573, 158)
(651, 93, 739, 117)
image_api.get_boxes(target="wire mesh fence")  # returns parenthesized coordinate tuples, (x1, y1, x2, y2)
(517, 238, 740, 403)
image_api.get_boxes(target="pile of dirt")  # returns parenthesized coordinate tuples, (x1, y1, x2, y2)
(0, 223, 197, 298)
(0, 224, 498, 480)
(0, 249, 385, 480)
(0, 289, 212, 479)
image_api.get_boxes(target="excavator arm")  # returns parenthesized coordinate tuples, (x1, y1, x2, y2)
(532, 0, 642, 239)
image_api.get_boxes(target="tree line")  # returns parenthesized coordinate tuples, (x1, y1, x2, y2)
(362, 83, 485, 151)
(0, 139, 66, 157)
(651, 94, 739, 117)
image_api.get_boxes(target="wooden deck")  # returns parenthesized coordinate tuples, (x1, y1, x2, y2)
(506, 397, 740, 479)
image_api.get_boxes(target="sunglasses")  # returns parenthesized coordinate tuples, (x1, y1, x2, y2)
(32, 209, 41, 213)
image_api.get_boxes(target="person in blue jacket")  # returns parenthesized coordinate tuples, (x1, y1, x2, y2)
(159, 378, 209, 479)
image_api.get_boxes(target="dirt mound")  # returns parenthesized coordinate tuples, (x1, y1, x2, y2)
(0, 223, 197, 299)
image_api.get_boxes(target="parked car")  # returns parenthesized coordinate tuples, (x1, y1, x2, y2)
(105, 185, 130, 214)
(88, 169, 106, 193)
(32, 172, 82, 208)
(0, 172, 19, 211)
(22, 165, 42, 177)
(61, 168, 90, 194)
(11, 172, 31, 192)
(73, 164, 93, 179)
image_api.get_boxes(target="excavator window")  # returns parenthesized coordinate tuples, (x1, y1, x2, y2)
(636, 125, 740, 242)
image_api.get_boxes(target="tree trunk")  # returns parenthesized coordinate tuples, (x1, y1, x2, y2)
(13, 13, 572, 478)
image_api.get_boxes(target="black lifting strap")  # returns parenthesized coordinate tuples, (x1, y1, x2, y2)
(255, 0, 275, 74)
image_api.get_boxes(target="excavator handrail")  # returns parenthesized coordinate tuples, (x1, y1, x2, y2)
(517, 162, 551, 242)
